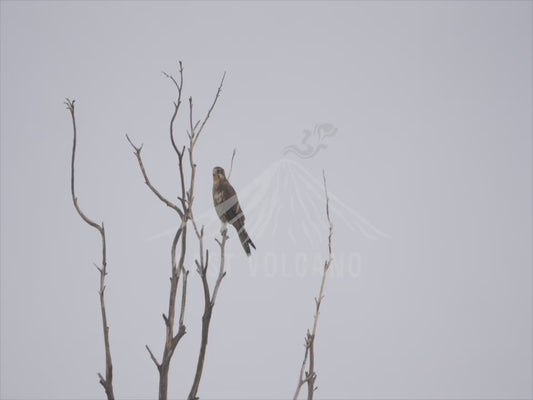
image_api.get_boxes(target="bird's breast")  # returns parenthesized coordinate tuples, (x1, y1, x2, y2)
(214, 190, 224, 204)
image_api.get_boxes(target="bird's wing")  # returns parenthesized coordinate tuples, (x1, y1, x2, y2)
(214, 181, 244, 225)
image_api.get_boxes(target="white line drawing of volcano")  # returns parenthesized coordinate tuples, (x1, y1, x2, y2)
(148, 158, 387, 247)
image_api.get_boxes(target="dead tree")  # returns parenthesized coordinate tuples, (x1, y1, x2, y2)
(293, 171, 334, 400)
(66, 99, 115, 400)
(187, 224, 228, 400)
(127, 62, 226, 400)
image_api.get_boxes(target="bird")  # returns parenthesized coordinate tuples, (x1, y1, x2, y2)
(212, 166, 256, 256)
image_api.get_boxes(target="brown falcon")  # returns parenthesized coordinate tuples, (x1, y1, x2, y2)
(212, 166, 255, 256)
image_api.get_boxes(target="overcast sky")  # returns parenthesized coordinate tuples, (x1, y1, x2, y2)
(1, 1, 532, 399)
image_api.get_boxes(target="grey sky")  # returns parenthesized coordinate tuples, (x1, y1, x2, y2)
(1, 1, 532, 399)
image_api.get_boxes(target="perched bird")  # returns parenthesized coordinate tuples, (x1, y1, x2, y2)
(212, 166, 256, 256)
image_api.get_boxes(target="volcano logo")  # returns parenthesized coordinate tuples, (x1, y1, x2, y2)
(150, 158, 387, 249)
(282, 123, 337, 159)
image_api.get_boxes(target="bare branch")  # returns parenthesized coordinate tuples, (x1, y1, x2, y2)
(126, 86, 189, 399)
(93, 262, 103, 274)
(157, 224, 188, 399)
(178, 268, 189, 328)
(66, 98, 115, 400)
(294, 339, 311, 400)
(146, 345, 161, 371)
(67, 99, 104, 233)
(227, 148, 237, 180)
(163, 62, 187, 201)
(188, 227, 228, 400)
(211, 229, 228, 306)
(197, 256, 211, 308)
(162, 63, 184, 158)
(171, 324, 187, 350)
(129, 64, 226, 400)
(293, 171, 334, 400)
(126, 134, 184, 218)
(323, 170, 333, 271)
(192, 71, 226, 146)
(188, 96, 194, 141)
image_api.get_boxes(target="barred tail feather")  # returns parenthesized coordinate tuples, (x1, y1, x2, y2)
(238, 227, 255, 256)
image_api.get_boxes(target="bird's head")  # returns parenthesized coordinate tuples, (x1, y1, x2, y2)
(213, 166, 226, 183)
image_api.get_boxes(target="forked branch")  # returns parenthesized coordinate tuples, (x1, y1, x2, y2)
(128, 62, 226, 400)
(190, 71, 226, 146)
(293, 171, 334, 400)
(186, 81, 229, 399)
(162, 61, 184, 159)
(188, 229, 228, 400)
(127, 63, 190, 399)
(65, 98, 115, 400)
(125, 134, 184, 218)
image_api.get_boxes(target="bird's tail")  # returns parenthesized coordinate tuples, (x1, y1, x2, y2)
(237, 227, 256, 256)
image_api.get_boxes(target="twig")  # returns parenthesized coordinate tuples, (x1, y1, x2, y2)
(162, 62, 188, 201)
(211, 231, 228, 306)
(66, 98, 115, 400)
(146, 345, 161, 371)
(227, 148, 237, 180)
(162, 61, 184, 160)
(191, 71, 226, 146)
(126, 134, 184, 218)
(293, 170, 333, 400)
(179, 267, 189, 328)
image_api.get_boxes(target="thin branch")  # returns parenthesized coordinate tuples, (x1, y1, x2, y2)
(188, 96, 194, 141)
(146, 345, 161, 371)
(178, 268, 189, 328)
(162, 61, 184, 160)
(295, 336, 310, 397)
(66, 98, 115, 400)
(127, 63, 189, 400)
(66, 99, 103, 232)
(128, 64, 227, 400)
(188, 229, 228, 400)
(211, 230, 228, 306)
(130, 62, 225, 400)
(158, 224, 187, 400)
(131, 64, 192, 400)
(126, 134, 184, 218)
(227, 148, 237, 180)
(293, 170, 333, 400)
(196, 258, 211, 309)
(191, 71, 226, 146)
(162, 62, 188, 203)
